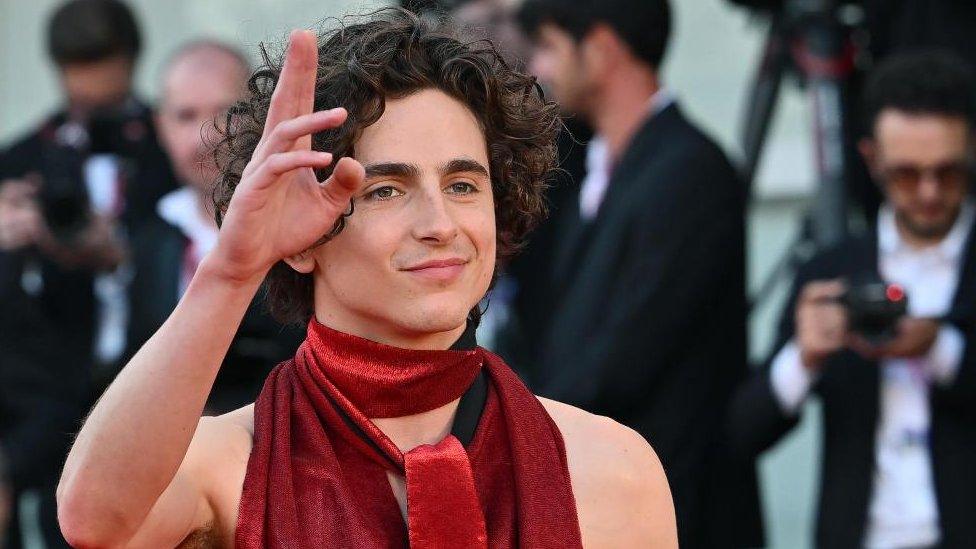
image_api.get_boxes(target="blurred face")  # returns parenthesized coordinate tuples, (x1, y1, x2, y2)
(157, 51, 246, 193)
(310, 89, 497, 347)
(529, 23, 592, 114)
(59, 55, 134, 118)
(865, 110, 973, 242)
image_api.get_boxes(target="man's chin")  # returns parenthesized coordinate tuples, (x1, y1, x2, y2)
(904, 216, 956, 241)
(393, 301, 475, 335)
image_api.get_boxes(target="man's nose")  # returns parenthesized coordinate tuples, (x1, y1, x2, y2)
(411, 190, 459, 244)
(917, 173, 943, 201)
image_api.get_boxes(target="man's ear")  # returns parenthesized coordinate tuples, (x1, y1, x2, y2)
(581, 24, 620, 78)
(282, 249, 316, 274)
(858, 137, 878, 171)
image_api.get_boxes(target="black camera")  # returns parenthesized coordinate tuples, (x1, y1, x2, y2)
(840, 276, 908, 344)
(37, 107, 140, 240)
(39, 144, 90, 239)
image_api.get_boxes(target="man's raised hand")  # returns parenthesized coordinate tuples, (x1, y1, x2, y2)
(210, 29, 365, 284)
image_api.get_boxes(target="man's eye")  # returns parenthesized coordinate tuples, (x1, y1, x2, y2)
(447, 181, 478, 195)
(365, 186, 403, 200)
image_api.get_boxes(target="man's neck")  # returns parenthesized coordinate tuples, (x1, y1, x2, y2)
(373, 398, 461, 452)
(590, 67, 661, 163)
(312, 302, 469, 350)
(315, 314, 469, 451)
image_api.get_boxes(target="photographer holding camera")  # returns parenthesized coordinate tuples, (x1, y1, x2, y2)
(730, 51, 976, 548)
(0, 1, 173, 546)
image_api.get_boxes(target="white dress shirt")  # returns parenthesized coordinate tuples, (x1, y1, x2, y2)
(769, 201, 972, 548)
(578, 89, 675, 221)
(85, 152, 131, 366)
(157, 187, 219, 295)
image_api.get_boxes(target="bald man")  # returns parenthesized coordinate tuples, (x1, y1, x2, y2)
(124, 41, 303, 413)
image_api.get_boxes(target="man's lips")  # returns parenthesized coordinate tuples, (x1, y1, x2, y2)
(401, 258, 469, 282)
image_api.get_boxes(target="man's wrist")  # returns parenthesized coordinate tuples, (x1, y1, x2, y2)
(926, 323, 965, 385)
(195, 253, 268, 292)
(770, 341, 818, 414)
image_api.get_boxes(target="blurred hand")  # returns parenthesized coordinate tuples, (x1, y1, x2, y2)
(0, 178, 44, 251)
(795, 279, 848, 370)
(850, 317, 940, 360)
(30, 213, 125, 272)
(209, 30, 365, 284)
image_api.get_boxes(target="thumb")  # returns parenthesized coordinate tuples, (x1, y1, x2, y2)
(321, 156, 365, 209)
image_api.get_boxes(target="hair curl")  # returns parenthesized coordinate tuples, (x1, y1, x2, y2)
(213, 7, 560, 325)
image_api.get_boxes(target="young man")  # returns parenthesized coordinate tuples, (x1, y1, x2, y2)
(730, 51, 976, 547)
(57, 10, 677, 548)
(518, 1, 760, 546)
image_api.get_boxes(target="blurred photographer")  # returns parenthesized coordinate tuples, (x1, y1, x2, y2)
(730, 51, 976, 548)
(0, 1, 173, 546)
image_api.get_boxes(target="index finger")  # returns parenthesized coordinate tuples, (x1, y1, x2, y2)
(0, 178, 40, 203)
(800, 279, 846, 304)
(264, 29, 319, 140)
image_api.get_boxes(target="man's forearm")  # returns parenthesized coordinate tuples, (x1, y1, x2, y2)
(58, 255, 264, 538)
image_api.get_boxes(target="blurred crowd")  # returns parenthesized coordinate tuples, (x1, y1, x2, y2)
(2, 0, 976, 547)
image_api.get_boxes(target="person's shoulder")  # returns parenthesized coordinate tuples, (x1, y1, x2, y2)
(538, 398, 678, 548)
(178, 405, 255, 545)
(537, 397, 665, 494)
(197, 404, 255, 451)
(183, 405, 254, 492)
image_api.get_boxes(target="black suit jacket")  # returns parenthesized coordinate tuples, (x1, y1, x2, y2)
(729, 229, 976, 547)
(535, 104, 762, 547)
(0, 252, 84, 493)
(126, 214, 304, 413)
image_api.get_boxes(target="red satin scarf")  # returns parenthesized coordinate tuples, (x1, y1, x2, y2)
(235, 320, 582, 548)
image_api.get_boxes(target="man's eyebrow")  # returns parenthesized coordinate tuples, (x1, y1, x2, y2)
(441, 158, 490, 178)
(363, 162, 421, 180)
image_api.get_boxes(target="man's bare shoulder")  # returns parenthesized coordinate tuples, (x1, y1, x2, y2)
(182, 405, 255, 547)
(189, 404, 254, 464)
(538, 397, 678, 548)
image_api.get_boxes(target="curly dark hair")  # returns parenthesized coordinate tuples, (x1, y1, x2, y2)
(213, 7, 560, 325)
(863, 50, 976, 135)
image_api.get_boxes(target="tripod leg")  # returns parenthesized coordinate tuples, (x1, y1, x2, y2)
(740, 17, 790, 193)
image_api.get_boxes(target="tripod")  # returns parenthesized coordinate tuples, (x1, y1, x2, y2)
(741, 0, 864, 311)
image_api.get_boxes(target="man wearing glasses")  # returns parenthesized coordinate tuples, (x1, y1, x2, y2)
(730, 51, 976, 548)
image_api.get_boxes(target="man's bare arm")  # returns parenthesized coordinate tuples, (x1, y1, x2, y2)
(56, 30, 365, 548)
(57, 263, 262, 547)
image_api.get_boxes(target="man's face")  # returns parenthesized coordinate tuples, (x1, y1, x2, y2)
(59, 55, 134, 118)
(157, 52, 246, 193)
(866, 110, 972, 241)
(309, 89, 496, 342)
(529, 23, 591, 114)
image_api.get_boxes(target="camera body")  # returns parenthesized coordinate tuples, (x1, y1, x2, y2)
(840, 276, 908, 345)
(37, 107, 141, 240)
